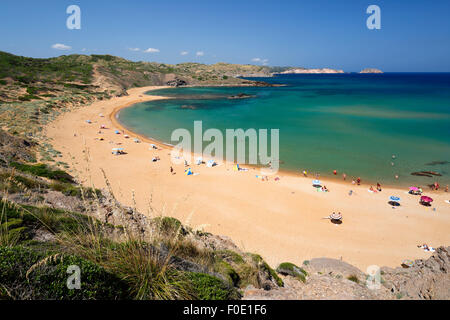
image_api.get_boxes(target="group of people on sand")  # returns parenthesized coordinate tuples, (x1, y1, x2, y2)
(369, 183, 382, 193)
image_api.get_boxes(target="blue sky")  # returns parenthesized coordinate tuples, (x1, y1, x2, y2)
(1, 0, 449, 72)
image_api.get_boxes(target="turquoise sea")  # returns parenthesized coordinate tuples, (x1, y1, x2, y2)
(118, 73, 450, 186)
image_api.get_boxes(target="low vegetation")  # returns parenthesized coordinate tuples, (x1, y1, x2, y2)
(0, 141, 283, 299)
(276, 262, 308, 283)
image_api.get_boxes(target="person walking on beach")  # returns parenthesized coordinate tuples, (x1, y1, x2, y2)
(170, 166, 174, 175)
(377, 183, 382, 192)
(434, 182, 440, 190)
(303, 170, 307, 177)
(342, 173, 346, 181)
(445, 185, 448, 192)
(356, 177, 361, 185)
(333, 169, 337, 175)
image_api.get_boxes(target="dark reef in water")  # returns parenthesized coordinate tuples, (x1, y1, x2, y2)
(228, 93, 255, 100)
(425, 160, 449, 166)
(411, 171, 442, 177)
(180, 105, 197, 110)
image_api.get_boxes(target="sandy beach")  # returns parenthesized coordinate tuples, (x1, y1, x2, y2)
(45, 86, 450, 271)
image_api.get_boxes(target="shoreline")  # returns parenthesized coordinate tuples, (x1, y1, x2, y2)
(45, 85, 450, 270)
(111, 87, 447, 191)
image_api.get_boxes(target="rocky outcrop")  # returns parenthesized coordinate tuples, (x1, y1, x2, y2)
(244, 248, 450, 300)
(166, 78, 188, 87)
(228, 93, 254, 99)
(381, 246, 450, 299)
(360, 68, 383, 73)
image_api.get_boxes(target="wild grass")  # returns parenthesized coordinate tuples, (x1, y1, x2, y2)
(0, 144, 280, 300)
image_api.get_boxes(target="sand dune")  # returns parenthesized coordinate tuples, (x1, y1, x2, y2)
(45, 86, 450, 271)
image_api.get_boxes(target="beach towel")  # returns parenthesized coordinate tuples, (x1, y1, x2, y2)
(419, 245, 436, 252)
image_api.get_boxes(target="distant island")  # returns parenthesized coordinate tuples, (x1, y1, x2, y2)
(360, 68, 383, 74)
(277, 68, 344, 74)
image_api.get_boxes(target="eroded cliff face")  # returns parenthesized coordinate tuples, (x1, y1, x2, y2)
(244, 247, 450, 300)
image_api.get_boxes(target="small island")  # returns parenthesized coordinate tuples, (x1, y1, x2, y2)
(279, 68, 344, 74)
(360, 68, 383, 74)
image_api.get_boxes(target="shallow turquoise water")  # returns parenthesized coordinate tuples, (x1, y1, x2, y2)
(118, 73, 450, 186)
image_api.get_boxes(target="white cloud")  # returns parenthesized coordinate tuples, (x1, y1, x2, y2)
(128, 47, 140, 52)
(196, 51, 204, 56)
(180, 51, 189, 55)
(143, 48, 160, 53)
(81, 48, 87, 52)
(51, 43, 72, 51)
(251, 58, 269, 65)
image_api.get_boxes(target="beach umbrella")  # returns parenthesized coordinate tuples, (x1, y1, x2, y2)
(409, 187, 419, 191)
(312, 179, 321, 186)
(420, 196, 433, 203)
(389, 196, 401, 202)
(330, 212, 342, 220)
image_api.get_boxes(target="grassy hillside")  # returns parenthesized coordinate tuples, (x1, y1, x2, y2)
(0, 51, 283, 140)
(0, 51, 278, 103)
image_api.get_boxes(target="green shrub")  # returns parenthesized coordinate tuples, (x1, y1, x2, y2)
(153, 216, 187, 237)
(0, 246, 129, 299)
(1, 200, 89, 235)
(187, 272, 240, 300)
(26, 87, 39, 94)
(277, 262, 308, 281)
(214, 260, 240, 286)
(0, 218, 28, 246)
(10, 162, 74, 183)
(249, 253, 284, 287)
